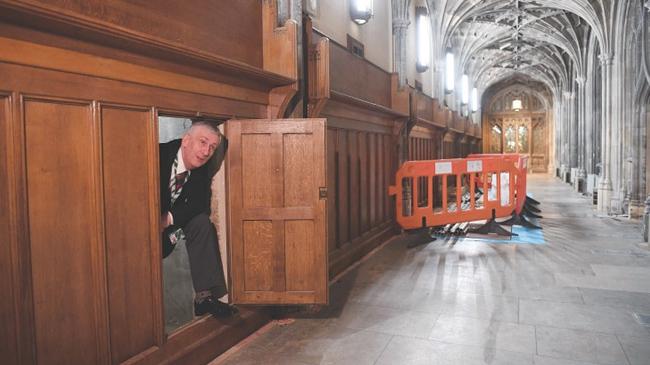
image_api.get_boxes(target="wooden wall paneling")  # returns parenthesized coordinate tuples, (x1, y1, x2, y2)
(102, 105, 160, 364)
(262, 0, 296, 79)
(337, 129, 349, 246)
(384, 134, 391, 222)
(262, 0, 298, 118)
(23, 96, 107, 365)
(348, 131, 360, 240)
(421, 139, 426, 160)
(8, 91, 36, 365)
(413, 137, 418, 160)
(0, 93, 19, 365)
(328, 42, 390, 108)
(376, 134, 384, 223)
(308, 37, 331, 118)
(0, 62, 268, 121)
(390, 74, 409, 115)
(327, 128, 338, 253)
(0, 0, 264, 67)
(0, 36, 272, 109)
(359, 132, 369, 234)
(368, 134, 377, 226)
(412, 138, 417, 160)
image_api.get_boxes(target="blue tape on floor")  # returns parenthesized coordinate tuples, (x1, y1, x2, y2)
(462, 225, 545, 245)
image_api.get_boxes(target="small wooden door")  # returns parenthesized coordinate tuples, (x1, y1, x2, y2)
(227, 119, 328, 304)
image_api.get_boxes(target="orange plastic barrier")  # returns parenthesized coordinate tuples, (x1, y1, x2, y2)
(388, 154, 528, 230)
(468, 153, 528, 214)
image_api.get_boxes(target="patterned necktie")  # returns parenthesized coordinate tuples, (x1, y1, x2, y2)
(169, 159, 188, 205)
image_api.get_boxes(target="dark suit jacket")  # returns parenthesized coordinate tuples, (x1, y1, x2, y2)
(159, 139, 211, 228)
(159, 136, 228, 228)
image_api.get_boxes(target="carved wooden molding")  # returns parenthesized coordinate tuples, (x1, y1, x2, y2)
(330, 90, 408, 119)
(308, 38, 330, 118)
(0, 0, 295, 91)
(391, 73, 409, 115)
(262, 0, 297, 80)
(262, 0, 299, 118)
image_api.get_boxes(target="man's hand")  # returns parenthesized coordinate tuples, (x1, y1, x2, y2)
(160, 213, 173, 232)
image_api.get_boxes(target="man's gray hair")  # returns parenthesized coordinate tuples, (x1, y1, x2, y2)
(188, 119, 223, 140)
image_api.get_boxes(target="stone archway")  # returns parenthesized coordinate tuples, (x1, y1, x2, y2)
(483, 85, 550, 172)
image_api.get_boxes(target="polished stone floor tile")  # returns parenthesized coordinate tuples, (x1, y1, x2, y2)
(375, 336, 534, 365)
(429, 314, 536, 354)
(519, 298, 650, 338)
(580, 287, 650, 312)
(213, 175, 650, 364)
(223, 322, 392, 365)
(556, 272, 650, 294)
(532, 355, 598, 365)
(535, 326, 629, 365)
(616, 335, 650, 365)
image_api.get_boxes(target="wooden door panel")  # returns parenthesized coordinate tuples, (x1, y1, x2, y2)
(228, 119, 327, 305)
(0, 95, 19, 365)
(101, 105, 160, 364)
(242, 134, 274, 208)
(24, 98, 104, 365)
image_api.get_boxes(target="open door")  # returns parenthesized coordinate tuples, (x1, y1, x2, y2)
(226, 119, 328, 304)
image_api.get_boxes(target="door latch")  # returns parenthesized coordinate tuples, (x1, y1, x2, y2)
(319, 187, 327, 199)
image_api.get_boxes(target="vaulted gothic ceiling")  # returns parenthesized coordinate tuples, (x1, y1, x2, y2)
(427, 0, 636, 98)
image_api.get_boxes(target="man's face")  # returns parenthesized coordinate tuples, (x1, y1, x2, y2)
(180, 125, 220, 170)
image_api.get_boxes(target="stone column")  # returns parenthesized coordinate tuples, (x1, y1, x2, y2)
(598, 53, 613, 213)
(568, 87, 578, 170)
(392, 0, 411, 89)
(576, 77, 587, 185)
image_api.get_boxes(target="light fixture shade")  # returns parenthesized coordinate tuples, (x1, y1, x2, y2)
(461, 74, 469, 104)
(471, 87, 478, 112)
(445, 52, 455, 92)
(512, 99, 523, 111)
(350, 0, 373, 25)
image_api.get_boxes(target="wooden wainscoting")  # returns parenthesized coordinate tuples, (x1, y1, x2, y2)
(0, 1, 300, 363)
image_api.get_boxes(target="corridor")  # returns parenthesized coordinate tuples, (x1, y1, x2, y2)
(216, 174, 650, 365)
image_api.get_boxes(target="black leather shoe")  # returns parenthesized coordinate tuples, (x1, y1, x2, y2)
(194, 296, 239, 318)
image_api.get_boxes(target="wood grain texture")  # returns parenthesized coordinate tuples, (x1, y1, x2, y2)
(242, 134, 274, 208)
(327, 129, 337, 252)
(368, 133, 377, 226)
(0, 62, 267, 120)
(336, 130, 349, 246)
(243, 221, 274, 291)
(348, 132, 360, 241)
(0, 36, 270, 106)
(262, 0, 296, 79)
(358, 133, 369, 233)
(284, 134, 314, 207)
(329, 41, 390, 108)
(285, 220, 315, 291)
(4, 0, 263, 67)
(0, 95, 18, 365)
(228, 119, 327, 304)
(24, 98, 103, 365)
(102, 106, 157, 364)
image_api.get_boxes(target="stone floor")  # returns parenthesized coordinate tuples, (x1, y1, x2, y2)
(213, 174, 650, 365)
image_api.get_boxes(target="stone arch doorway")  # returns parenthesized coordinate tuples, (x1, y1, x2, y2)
(482, 82, 551, 173)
